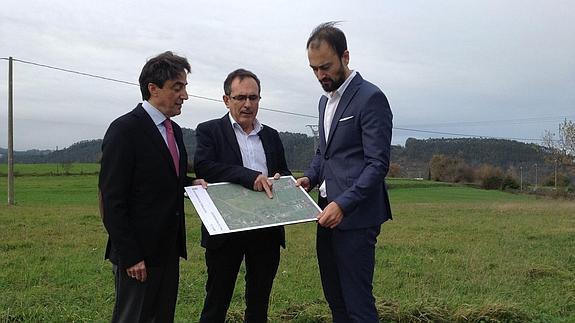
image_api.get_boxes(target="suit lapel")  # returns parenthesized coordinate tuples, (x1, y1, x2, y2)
(133, 104, 179, 178)
(258, 126, 275, 174)
(221, 114, 243, 164)
(325, 73, 362, 150)
(318, 95, 328, 143)
(319, 95, 328, 148)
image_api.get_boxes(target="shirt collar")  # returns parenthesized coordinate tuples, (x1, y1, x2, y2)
(142, 100, 168, 126)
(325, 70, 357, 99)
(228, 113, 263, 135)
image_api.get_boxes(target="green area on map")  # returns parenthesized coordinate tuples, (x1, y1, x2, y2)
(207, 177, 319, 230)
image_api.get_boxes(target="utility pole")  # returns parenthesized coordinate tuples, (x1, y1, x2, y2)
(306, 124, 319, 152)
(7, 57, 14, 205)
(554, 159, 558, 190)
(534, 163, 538, 191)
(520, 166, 523, 191)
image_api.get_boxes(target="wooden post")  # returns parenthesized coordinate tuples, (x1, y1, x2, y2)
(7, 57, 14, 205)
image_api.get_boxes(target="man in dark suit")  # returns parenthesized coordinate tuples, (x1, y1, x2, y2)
(296, 22, 393, 322)
(99, 51, 206, 322)
(194, 68, 291, 322)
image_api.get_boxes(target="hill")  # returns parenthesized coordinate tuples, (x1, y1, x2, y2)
(0, 129, 316, 170)
(391, 137, 551, 178)
(0, 134, 557, 174)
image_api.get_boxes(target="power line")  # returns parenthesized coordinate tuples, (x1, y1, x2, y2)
(0, 57, 566, 141)
(5, 57, 317, 119)
(11, 58, 138, 86)
(393, 127, 546, 142)
(400, 115, 575, 128)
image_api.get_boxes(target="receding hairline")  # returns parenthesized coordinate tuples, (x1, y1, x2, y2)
(307, 39, 325, 51)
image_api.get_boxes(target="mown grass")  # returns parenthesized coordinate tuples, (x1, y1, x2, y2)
(0, 163, 100, 176)
(0, 171, 574, 322)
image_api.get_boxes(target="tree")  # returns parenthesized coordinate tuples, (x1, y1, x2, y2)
(542, 119, 575, 188)
(388, 162, 401, 178)
(429, 154, 474, 183)
(476, 164, 505, 190)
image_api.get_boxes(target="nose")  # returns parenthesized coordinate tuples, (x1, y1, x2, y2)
(244, 99, 253, 108)
(182, 88, 189, 100)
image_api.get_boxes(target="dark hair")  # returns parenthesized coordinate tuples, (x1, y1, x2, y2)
(306, 21, 347, 58)
(138, 51, 191, 100)
(223, 68, 261, 95)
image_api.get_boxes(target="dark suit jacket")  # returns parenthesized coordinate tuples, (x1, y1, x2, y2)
(194, 113, 291, 249)
(304, 73, 393, 230)
(99, 104, 190, 269)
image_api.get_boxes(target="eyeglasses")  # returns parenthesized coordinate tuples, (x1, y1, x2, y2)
(229, 95, 261, 102)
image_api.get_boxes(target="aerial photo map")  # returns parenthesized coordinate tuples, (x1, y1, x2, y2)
(185, 176, 320, 235)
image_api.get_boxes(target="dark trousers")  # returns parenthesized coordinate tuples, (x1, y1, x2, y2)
(111, 257, 179, 323)
(199, 237, 281, 323)
(317, 197, 381, 322)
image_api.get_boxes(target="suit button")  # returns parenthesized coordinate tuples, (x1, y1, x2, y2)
(324, 155, 329, 160)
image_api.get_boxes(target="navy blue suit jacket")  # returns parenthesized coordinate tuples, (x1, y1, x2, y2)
(194, 114, 291, 249)
(304, 73, 393, 229)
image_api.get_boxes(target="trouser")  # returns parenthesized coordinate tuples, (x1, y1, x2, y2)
(111, 257, 179, 323)
(199, 238, 280, 323)
(317, 196, 381, 322)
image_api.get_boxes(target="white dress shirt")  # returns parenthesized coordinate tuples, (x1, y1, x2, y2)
(319, 70, 357, 198)
(228, 114, 268, 177)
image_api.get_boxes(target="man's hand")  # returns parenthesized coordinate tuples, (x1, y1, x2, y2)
(295, 176, 311, 192)
(192, 178, 208, 188)
(318, 202, 344, 229)
(254, 174, 274, 199)
(126, 260, 147, 282)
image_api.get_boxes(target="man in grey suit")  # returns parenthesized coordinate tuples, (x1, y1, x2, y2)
(296, 22, 393, 322)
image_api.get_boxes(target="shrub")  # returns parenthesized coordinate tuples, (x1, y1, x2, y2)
(388, 162, 401, 178)
(430, 154, 473, 183)
(477, 164, 505, 190)
(544, 172, 571, 187)
(501, 174, 520, 190)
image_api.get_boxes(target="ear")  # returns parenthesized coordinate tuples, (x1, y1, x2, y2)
(342, 50, 350, 66)
(223, 95, 230, 108)
(148, 83, 159, 97)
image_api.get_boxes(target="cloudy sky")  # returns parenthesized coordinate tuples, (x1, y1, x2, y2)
(1, 0, 574, 150)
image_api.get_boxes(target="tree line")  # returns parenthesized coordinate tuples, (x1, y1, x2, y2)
(2, 127, 573, 188)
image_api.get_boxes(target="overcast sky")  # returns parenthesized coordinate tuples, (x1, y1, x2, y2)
(1, 0, 574, 150)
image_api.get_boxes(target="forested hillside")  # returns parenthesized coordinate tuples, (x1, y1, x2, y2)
(396, 138, 547, 167)
(0, 134, 555, 173)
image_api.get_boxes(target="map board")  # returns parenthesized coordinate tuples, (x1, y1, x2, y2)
(185, 176, 320, 235)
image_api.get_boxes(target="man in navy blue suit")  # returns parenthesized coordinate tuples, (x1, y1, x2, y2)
(296, 22, 393, 322)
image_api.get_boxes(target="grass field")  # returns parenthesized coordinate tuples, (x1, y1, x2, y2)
(0, 163, 100, 176)
(0, 166, 574, 322)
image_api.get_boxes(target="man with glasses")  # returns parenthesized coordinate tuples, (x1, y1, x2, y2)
(297, 22, 393, 322)
(194, 68, 291, 322)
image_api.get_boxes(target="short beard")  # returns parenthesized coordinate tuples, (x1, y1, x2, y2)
(320, 63, 347, 92)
